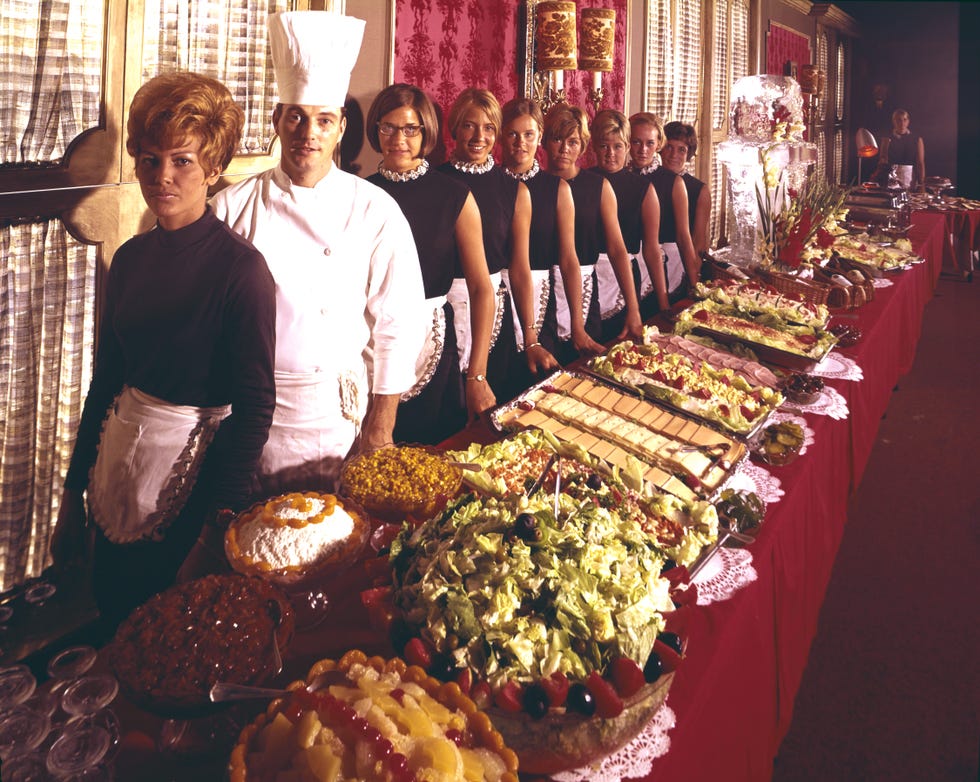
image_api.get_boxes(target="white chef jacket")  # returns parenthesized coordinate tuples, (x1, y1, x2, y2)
(212, 165, 426, 489)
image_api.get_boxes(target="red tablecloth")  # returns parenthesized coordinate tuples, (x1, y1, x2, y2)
(912, 206, 980, 273)
(111, 213, 946, 781)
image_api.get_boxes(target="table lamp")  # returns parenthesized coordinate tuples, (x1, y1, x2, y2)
(855, 128, 878, 183)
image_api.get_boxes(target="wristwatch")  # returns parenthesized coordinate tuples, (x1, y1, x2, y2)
(466, 373, 487, 383)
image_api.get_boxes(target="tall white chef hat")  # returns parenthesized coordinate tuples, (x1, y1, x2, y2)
(268, 11, 366, 108)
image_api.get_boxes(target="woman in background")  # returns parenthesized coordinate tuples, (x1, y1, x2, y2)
(590, 109, 667, 336)
(51, 72, 276, 632)
(365, 83, 495, 442)
(439, 88, 533, 402)
(543, 104, 641, 365)
(879, 108, 926, 192)
(500, 98, 602, 371)
(630, 112, 700, 305)
(662, 121, 711, 255)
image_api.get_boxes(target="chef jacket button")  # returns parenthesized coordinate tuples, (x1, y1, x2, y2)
(320, 308, 328, 316)
(323, 247, 331, 256)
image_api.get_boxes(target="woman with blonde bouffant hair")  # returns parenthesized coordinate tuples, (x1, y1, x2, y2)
(438, 87, 534, 401)
(589, 109, 666, 334)
(53, 72, 277, 634)
(542, 103, 641, 364)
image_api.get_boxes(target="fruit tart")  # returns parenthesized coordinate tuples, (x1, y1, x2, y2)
(228, 649, 519, 782)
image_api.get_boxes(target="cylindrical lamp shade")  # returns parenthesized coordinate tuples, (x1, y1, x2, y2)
(535, 1, 577, 71)
(579, 7, 616, 72)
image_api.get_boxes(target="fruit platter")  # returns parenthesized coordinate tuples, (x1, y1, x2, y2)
(492, 371, 747, 503)
(674, 299, 838, 371)
(831, 232, 923, 273)
(587, 335, 784, 437)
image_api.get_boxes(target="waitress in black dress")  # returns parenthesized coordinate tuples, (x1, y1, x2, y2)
(500, 98, 602, 372)
(438, 88, 531, 403)
(629, 112, 700, 305)
(543, 104, 641, 365)
(589, 109, 667, 336)
(366, 84, 496, 442)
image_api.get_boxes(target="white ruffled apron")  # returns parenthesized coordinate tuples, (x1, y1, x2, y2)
(447, 272, 507, 371)
(87, 386, 229, 544)
(501, 268, 551, 350)
(662, 241, 684, 295)
(595, 250, 649, 319)
(401, 295, 448, 401)
(552, 263, 595, 341)
(256, 369, 366, 496)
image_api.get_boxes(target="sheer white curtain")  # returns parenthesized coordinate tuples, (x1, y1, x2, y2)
(142, 0, 292, 154)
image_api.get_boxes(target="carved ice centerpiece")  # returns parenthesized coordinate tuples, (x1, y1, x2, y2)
(717, 75, 817, 264)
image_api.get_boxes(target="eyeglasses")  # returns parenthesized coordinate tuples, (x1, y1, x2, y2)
(378, 122, 424, 138)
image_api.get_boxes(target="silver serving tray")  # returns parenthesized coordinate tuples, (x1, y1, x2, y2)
(491, 370, 748, 503)
(690, 325, 837, 373)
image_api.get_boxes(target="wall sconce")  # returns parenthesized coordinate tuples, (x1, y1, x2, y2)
(533, 1, 577, 113)
(855, 127, 878, 183)
(579, 7, 616, 116)
(798, 64, 823, 125)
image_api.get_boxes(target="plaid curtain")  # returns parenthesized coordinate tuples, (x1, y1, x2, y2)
(141, 0, 292, 154)
(0, 0, 103, 165)
(0, 222, 96, 591)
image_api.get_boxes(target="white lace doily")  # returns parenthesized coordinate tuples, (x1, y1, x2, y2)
(692, 547, 757, 605)
(812, 351, 863, 381)
(551, 703, 677, 782)
(779, 385, 849, 420)
(723, 460, 783, 505)
(873, 277, 894, 289)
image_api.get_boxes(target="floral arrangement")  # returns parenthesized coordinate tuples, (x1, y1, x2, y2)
(756, 167, 848, 270)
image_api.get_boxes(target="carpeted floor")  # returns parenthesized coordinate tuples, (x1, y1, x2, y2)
(772, 269, 980, 782)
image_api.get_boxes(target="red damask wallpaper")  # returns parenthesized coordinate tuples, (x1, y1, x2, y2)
(393, 0, 628, 154)
(766, 22, 812, 78)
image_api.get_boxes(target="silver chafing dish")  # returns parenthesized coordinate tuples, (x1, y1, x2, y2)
(843, 185, 911, 227)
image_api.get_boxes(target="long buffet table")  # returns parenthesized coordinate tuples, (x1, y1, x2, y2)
(104, 210, 946, 782)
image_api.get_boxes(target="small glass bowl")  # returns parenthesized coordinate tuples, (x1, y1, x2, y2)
(47, 646, 98, 683)
(0, 706, 51, 761)
(0, 665, 37, 711)
(23, 582, 57, 607)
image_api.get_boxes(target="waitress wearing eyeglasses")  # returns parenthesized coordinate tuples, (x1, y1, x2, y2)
(366, 84, 496, 443)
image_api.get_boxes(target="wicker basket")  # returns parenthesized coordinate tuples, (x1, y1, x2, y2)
(827, 256, 876, 303)
(753, 267, 832, 308)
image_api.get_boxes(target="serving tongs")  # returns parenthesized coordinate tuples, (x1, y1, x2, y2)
(687, 513, 758, 581)
(210, 670, 342, 704)
(526, 452, 559, 497)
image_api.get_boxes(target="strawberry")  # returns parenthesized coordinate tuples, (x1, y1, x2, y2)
(455, 668, 473, 696)
(539, 671, 570, 707)
(403, 637, 434, 670)
(653, 635, 684, 673)
(585, 671, 624, 718)
(610, 657, 645, 698)
(495, 680, 524, 713)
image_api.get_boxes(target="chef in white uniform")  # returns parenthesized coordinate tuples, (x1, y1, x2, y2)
(212, 11, 426, 494)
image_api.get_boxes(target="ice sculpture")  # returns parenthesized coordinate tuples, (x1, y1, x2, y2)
(717, 75, 817, 264)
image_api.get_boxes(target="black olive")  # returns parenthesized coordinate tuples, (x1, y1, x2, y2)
(643, 651, 663, 682)
(522, 684, 550, 719)
(566, 682, 596, 716)
(586, 473, 603, 490)
(389, 618, 414, 654)
(430, 652, 458, 682)
(658, 632, 683, 655)
(662, 558, 677, 572)
(514, 512, 538, 542)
